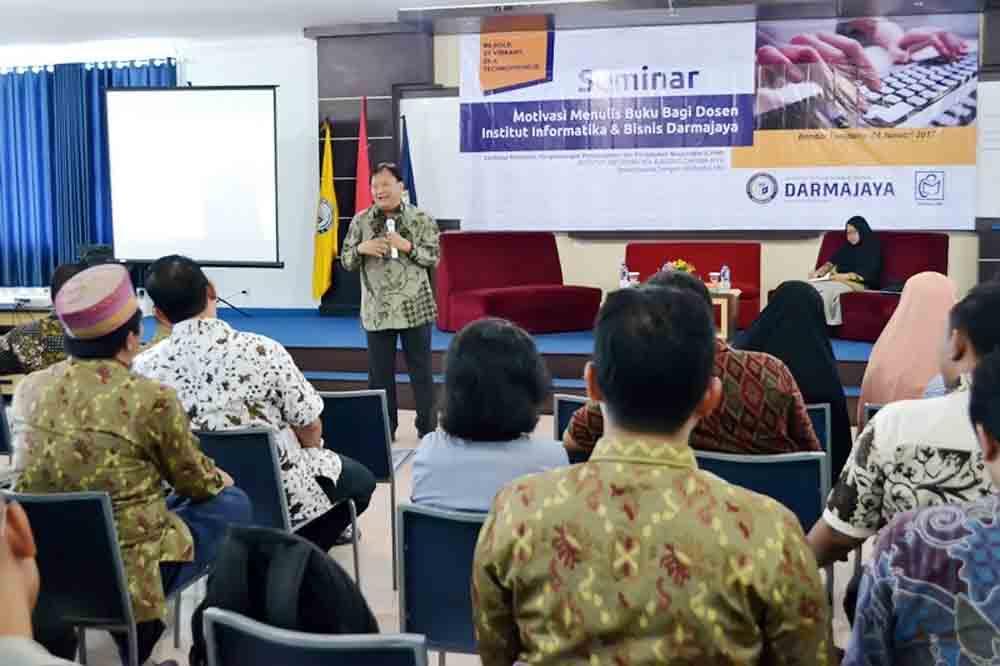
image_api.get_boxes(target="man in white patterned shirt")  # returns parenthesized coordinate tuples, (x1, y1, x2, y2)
(134, 255, 376, 550)
(808, 282, 1000, 569)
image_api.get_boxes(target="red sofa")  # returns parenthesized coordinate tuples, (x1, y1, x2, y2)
(816, 231, 949, 342)
(625, 242, 762, 330)
(435, 231, 603, 334)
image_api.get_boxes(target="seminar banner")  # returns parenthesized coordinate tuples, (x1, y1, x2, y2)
(459, 15, 979, 231)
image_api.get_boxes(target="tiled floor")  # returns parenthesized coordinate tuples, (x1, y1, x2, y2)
(21, 410, 859, 665)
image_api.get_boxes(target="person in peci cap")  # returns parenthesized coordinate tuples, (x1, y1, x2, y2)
(11, 264, 251, 664)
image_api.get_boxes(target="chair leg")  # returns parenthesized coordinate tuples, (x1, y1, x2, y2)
(174, 594, 182, 648)
(349, 499, 361, 587)
(391, 480, 398, 591)
(77, 627, 88, 665)
(128, 624, 139, 666)
(438, 650, 446, 666)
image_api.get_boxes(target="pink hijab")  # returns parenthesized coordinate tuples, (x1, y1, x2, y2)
(857, 272, 957, 423)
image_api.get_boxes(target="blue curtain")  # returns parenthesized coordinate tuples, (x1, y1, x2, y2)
(0, 60, 176, 286)
(0, 69, 56, 286)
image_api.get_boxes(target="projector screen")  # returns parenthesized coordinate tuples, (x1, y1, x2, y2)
(106, 87, 280, 266)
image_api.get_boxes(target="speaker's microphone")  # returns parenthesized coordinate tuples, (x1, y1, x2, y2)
(386, 219, 399, 259)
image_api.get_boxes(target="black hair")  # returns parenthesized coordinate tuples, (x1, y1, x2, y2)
(50, 263, 86, 299)
(647, 270, 712, 308)
(65, 309, 143, 359)
(144, 255, 210, 324)
(950, 282, 1000, 358)
(372, 162, 403, 182)
(970, 350, 1000, 442)
(439, 318, 549, 442)
(594, 285, 715, 434)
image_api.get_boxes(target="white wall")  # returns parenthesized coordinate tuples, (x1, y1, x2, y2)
(433, 34, 981, 302)
(181, 35, 319, 309)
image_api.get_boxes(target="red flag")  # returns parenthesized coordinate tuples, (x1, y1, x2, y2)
(354, 96, 373, 214)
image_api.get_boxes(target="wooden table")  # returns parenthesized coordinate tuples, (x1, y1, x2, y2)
(710, 288, 742, 340)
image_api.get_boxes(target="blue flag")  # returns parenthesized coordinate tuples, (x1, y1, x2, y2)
(399, 116, 417, 206)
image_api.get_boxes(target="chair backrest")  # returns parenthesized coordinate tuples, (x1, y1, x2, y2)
(3, 491, 134, 628)
(863, 403, 884, 425)
(805, 403, 831, 454)
(204, 608, 427, 666)
(553, 393, 587, 442)
(319, 391, 393, 483)
(816, 231, 948, 289)
(438, 231, 564, 295)
(694, 451, 828, 530)
(196, 429, 290, 531)
(398, 503, 486, 654)
(625, 241, 761, 285)
(0, 404, 10, 456)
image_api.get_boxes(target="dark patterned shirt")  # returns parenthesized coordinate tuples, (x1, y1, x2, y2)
(473, 435, 830, 666)
(845, 494, 1000, 665)
(0, 315, 66, 375)
(13, 359, 225, 623)
(824, 383, 995, 540)
(564, 340, 821, 457)
(341, 202, 440, 331)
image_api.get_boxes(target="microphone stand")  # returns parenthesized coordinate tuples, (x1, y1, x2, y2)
(217, 291, 251, 318)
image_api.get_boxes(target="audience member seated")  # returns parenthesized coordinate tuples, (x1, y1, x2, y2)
(808, 216, 881, 326)
(133, 255, 376, 550)
(473, 284, 829, 665)
(807, 282, 1000, 571)
(411, 318, 567, 512)
(564, 271, 820, 460)
(10, 264, 251, 664)
(0, 494, 76, 665)
(735, 281, 853, 479)
(844, 349, 1000, 664)
(857, 272, 956, 422)
(0, 263, 84, 375)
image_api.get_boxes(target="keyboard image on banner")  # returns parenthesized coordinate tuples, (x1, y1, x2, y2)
(756, 51, 978, 131)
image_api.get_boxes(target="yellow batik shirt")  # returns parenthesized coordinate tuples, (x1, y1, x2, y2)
(473, 435, 829, 666)
(12, 359, 225, 623)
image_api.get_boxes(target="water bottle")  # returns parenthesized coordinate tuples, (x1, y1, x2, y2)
(619, 261, 630, 289)
(720, 264, 731, 290)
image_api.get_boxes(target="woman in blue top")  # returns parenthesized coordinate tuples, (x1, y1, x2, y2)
(411, 318, 568, 512)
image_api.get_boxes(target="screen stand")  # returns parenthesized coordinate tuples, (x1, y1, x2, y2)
(218, 296, 251, 318)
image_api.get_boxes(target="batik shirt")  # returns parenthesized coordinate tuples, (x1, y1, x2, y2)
(564, 341, 821, 457)
(12, 359, 225, 623)
(133, 318, 341, 527)
(0, 315, 66, 375)
(341, 202, 440, 331)
(473, 435, 830, 666)
(824, 383, 995, 540)
(845, 494, 1000, 665)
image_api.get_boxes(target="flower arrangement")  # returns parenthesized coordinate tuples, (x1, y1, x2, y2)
(662, 259, 696, 274)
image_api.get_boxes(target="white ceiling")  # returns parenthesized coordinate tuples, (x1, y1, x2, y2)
(0, 0, 477, 46)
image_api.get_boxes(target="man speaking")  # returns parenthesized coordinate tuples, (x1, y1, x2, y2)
(342, 162, 440, 440)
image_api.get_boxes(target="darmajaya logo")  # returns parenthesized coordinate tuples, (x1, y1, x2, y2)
(747, 173, 778, 204)
(316, 199, 333, 234)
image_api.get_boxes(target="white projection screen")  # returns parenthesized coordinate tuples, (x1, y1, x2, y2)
(106, 87, 280, 266)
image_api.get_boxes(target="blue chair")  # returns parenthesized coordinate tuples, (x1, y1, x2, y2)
(3, 491, 139, 666)
(805, 402, 832, 492)
(694, 450, 833, 601)
(553, 393, 588, 464)
(203, 607, 428, 666)
(863, 403, 884, 426)
(319, 390, 398, 588)
(397, 503, 486, 665)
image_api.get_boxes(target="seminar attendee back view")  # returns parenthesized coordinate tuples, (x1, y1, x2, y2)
(473, 284, 829, 666)
(134, 255, 376, 551)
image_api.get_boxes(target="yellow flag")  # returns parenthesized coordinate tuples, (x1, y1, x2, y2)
(312, 122, 339, 299)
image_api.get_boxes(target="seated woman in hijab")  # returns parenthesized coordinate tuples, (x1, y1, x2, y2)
(735, 281, 853, 480)
(809, 216, 882, 326)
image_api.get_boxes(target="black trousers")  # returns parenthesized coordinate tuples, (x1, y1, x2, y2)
(366, 323, 436, 438)
(295, 455, 377, 552)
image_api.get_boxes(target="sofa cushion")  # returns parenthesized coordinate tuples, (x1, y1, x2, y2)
(452, 285, 602, 334)
(838, 292, 901, 342)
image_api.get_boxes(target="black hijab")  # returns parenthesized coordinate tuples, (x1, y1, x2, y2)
(734, 281, 853, 479)
(830, 216, 882, 287)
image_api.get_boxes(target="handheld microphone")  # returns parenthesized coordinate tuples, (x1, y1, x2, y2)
(386, 219, 399, 259)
